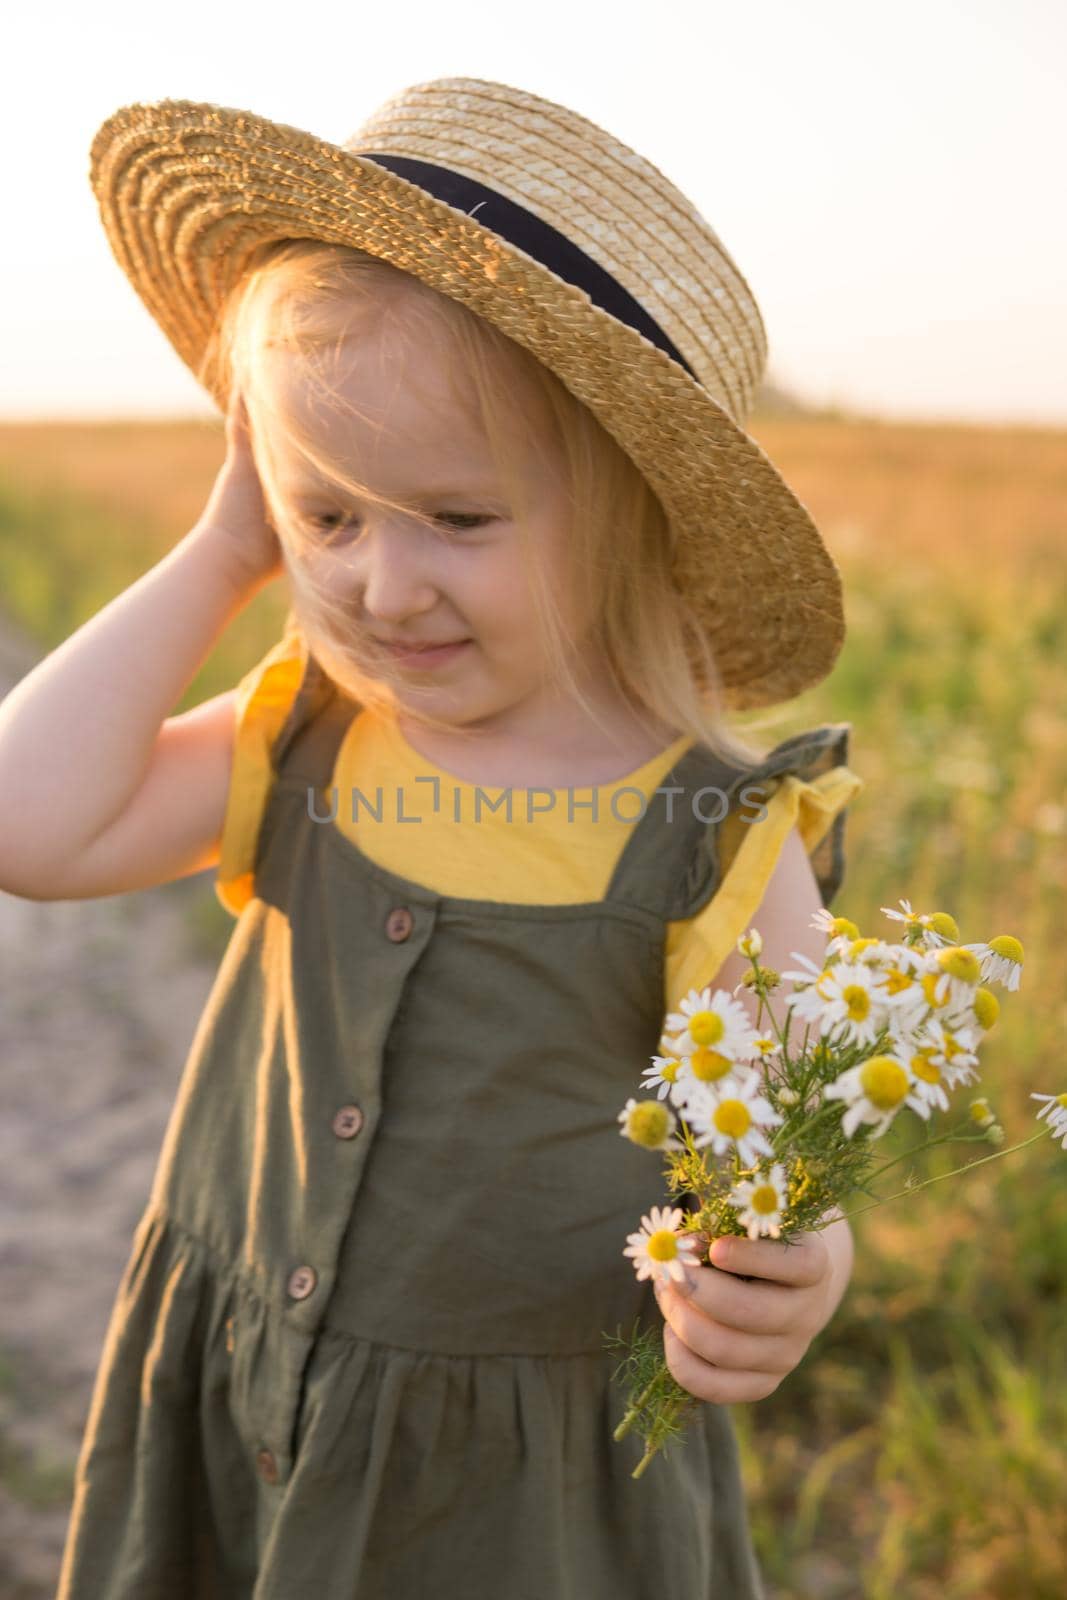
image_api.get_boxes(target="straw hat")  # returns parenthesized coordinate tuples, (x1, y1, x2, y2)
(88, 76, 846, 711)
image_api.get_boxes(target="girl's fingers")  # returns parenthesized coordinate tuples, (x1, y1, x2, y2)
(656, 1283, 799, 1376)
(689, 1270, 798, 1337)
(710, 1232, 827, 1288)
(657, 1260, 799, 1338)
(661, 1325, 783, 1404)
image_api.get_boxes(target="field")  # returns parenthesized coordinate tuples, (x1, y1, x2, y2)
(0, 410, 1064, 1597)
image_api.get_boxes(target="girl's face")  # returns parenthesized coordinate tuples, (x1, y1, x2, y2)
(265, 318, 598, 741)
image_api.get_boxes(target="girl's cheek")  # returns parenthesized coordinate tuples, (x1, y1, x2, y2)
(303, 548, 362, 596)
(477, 559, 537, 618)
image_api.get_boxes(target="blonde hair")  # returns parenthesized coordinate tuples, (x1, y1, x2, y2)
(200, 237, 777, 770)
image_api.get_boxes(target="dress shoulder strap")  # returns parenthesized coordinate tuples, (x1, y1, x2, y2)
(268, 628, 361, 793)
(600, 738, 738, 919)
(603, 722, 853, 924)
(677, 722, 853, 922)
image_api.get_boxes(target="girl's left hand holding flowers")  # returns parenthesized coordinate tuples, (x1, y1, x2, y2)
(609, 900, 1039, 1478)
(652, 1224, 848, 1404)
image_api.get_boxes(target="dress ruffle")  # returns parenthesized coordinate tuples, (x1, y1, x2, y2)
(664, 729, 864, 1006)
(59, 1205, 763, 1600)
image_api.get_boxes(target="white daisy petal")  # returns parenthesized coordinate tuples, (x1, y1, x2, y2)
(621, 1205, 704, 1289)
(1032, 1091, 1067, 1144)
(679, 1065, 783, 1165)
(824, 1053, 925, 1139)
(728, 1162, 789, 1240)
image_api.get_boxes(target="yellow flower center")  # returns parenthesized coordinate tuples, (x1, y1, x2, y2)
(660, 1059, 680, 1083)
(830, 917, 860, 940)
(690, 1045, 734, 1082)
(928, 911, 961, 942)
(646, 1229, 680, 1262)
(858, 1056, 910, 1110)
(988, 934, 1024, 965)
(688, 1009, 725, 1047)
(750, 1183, 780, 1215)
(627, 1102, 670, 1147)
(847, 937, 880, 959)
(910, 1052, 942, 1085)
(973, 987, 999, 1030)
(936, 947, 982, 984)
(713, 1099, 753, 1138)
(883, 966, 915, 996)
(968, 1098, 994, 1126)
(1057, 1093, 1067, 1110)
(842, 984, 871, 1021)
(922, 972, 947, 1007)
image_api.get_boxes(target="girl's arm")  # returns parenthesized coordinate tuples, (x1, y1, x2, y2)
(0, 396, 283, 901)
(711, 823, 830, 1037)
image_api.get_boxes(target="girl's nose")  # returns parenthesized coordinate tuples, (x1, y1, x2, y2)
(352, 523, 440, 621)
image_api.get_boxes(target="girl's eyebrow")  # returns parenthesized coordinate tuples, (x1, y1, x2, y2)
(287, 478, 502, 503)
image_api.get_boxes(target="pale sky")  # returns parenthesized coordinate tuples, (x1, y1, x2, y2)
(3, 0, 1064, 424)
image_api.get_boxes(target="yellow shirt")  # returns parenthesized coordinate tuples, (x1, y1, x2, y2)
(216, 631, 865, 1013)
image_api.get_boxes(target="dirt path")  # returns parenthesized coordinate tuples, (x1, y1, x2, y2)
(0, 611, 223, 1597)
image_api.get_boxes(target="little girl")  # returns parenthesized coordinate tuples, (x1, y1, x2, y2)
(2, 78, 864, 1599)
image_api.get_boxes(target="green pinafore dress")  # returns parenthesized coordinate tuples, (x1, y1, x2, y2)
(57, 650, 851, 1599)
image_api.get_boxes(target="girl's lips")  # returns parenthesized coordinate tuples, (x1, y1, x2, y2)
(377, 638, 471, 668)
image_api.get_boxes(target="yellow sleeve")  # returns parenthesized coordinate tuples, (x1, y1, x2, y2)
(663, 764, 865, 1010)
(214, 620, 309, 918)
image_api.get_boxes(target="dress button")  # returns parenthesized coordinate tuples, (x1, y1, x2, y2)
(256, 1447, 279, 1485)
(385, 906, 414, 942)
(287, 1264, 318, 1300)
(332, 1104, 364, 1139)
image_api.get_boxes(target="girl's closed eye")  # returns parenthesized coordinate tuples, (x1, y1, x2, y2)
(431, 513, 497, 531)
(307, 510, 496, 537)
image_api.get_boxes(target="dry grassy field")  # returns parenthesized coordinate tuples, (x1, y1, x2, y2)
(0, 412, 1064, 1597)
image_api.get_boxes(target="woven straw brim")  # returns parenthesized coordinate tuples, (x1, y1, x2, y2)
(88, 97, 845, 712)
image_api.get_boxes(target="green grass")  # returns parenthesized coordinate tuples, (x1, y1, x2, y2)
(0, 472, 289, 712)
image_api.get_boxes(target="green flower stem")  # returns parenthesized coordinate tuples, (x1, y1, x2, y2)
(837, 1129, 1050, 1222)
(632, 1417, 675, 1478)
(772, 1098, 846, 1149)
(630, 1391, 693, 1479)
(745, 960, 788, 1050)
(613, 1375, 662, 1442)
(861, 1126, 989, 1185)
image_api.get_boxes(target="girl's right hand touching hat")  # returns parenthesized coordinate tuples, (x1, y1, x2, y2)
(197, 389, 285, 594)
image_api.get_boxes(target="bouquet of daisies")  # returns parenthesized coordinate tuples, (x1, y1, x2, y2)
(606, 899, 1060, 1479)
